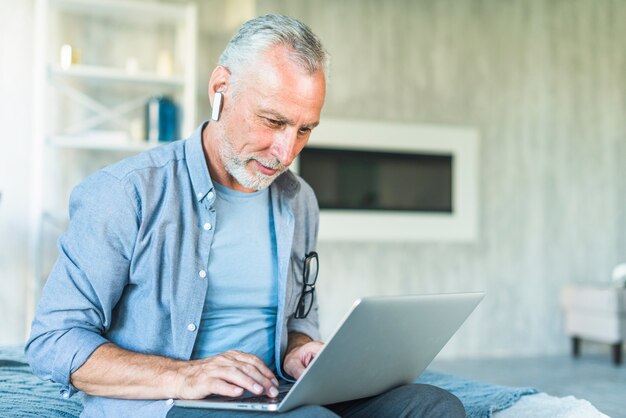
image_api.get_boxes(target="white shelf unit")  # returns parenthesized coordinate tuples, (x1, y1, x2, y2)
(48, 64, 186, 86)
(29, 0, 198, 325)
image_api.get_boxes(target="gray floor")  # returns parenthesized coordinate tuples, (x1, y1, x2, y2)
(431, 353, 626, 418)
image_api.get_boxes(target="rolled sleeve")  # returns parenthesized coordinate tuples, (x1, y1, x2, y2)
(26, 170, 139, 396)
(52, 329, 108, 397)
(279, 315, 320, 383)
(286, 311, 321, 342)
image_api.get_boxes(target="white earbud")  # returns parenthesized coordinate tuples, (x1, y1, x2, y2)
(211, 91, 224, 121)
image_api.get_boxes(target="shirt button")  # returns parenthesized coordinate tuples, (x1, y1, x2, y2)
(196, 192, 203, 199)
(203, 223, 212, 231)
(198, 270, 207, 278)
(208, 191, 215, 200)
(166, 399, 174, 406)
(187, 323, 197, 332)
(62, 392, 70, 399)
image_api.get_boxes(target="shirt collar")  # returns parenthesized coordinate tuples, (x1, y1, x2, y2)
(185, 121, 301, 202)
(272, 170, 301, 200)
(185, 121, 214, 202)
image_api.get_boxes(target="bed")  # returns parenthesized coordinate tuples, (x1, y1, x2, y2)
(0, 346, 607, 418)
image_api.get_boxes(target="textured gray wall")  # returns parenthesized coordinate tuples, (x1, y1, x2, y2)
(3, 0, 625, 358)
(249, 0, 626, 357)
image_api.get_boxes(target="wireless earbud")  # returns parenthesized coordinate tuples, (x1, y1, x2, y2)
(211, 91, 224, 121)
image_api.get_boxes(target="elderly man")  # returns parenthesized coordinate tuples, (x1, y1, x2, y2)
(26, 14, 464, 418)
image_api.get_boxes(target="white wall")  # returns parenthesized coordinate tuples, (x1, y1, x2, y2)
(0, 0, 34, 345)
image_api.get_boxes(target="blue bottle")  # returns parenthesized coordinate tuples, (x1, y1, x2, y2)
(145, 96, 179, 142)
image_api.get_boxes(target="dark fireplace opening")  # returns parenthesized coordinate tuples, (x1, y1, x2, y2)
(298, 147, 453, 212)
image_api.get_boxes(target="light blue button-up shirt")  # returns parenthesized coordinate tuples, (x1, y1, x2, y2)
(25, 123, 321, 418)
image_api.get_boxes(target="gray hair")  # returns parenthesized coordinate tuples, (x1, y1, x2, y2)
(218, 14, 330, 85)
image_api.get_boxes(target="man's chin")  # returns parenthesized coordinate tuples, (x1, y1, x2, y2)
(225, 161, 286, 191)
(252, 173, 281, 190)
(234, 172, 280, 191)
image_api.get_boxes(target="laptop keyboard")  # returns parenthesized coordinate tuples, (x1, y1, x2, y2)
(230, 384, 292, 404)
(233, 392, 286, 404)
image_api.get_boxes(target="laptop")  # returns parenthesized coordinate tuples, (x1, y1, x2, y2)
(174, 292, 484, 412)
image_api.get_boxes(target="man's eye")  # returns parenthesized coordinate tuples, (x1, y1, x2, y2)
(298, 127, 311, 135)
(266, 118, 283, 127)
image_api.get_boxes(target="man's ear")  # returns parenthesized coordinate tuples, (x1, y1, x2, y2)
(208, 65, 231, 107)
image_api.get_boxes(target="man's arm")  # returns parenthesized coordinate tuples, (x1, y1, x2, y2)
(25, 173, 139, 397)
(282, 332, 324, 379)
(71, 343, 279, 399)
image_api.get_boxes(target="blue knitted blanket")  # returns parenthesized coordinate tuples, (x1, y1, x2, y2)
(1, 346, 536, 417)
(0, 346, 82, 417)
(417, 370, 537, 418)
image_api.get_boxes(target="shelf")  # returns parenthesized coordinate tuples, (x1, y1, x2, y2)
(49, 0, 188, 20)
(49, 65, 185, 86)
(30, 0, 197, 323)
(48, 134, 163, 152)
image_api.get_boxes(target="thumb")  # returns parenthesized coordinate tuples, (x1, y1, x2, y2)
(303, 351, 314, 367)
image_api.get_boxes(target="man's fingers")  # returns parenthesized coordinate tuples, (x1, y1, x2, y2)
(228, 351, 276, 380)
(214, 366, 268, 395)
(286, 362, 306, 380)
(283, 353, 307, 379)
(218, 352, 278, 397)
(206, 378, 245, 398)
(303, 351, 314, 367)
(177, 351, 279, 400)
(175, 365, 248, 400)
(224, 351, 278, 394)
(283, 341, 324, 379)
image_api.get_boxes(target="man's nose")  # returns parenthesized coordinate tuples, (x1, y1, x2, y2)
(270, 129, 298, 166)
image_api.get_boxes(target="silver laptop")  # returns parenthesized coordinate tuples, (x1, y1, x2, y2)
(174, 292, 484, 412)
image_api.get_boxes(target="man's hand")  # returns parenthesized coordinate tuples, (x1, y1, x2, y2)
(174, 350, 279, 400)
(70, 344, 279, 400)
(283, 333, 324, 379)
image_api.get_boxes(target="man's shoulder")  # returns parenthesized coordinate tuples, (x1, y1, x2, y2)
(73, 140, 188, 204)
(102, 140, 187, 181)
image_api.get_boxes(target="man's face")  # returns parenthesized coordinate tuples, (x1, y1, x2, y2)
(214, 46, 326, 192)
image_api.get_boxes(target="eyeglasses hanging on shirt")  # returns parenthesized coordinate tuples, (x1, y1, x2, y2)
(294, 252, 318, 319)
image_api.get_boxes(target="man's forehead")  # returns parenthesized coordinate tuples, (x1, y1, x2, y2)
(240, 46, 324, 90)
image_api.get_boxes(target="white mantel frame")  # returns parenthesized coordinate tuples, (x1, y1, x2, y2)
(293, 118, 479, 242)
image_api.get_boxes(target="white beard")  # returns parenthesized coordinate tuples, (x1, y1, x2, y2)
(219, 133, 288, 191)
